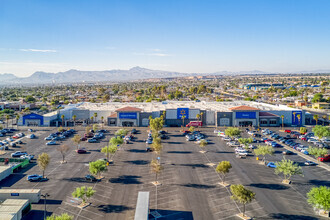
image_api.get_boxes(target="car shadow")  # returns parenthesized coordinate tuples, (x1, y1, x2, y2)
(249, 183, 289, 190)
(266, 213, 319, 220)
(167, 141, 184, 144)
(109, 175, 142, 184)
(97, 204, 133, 213)
(124, 160, 149, 165)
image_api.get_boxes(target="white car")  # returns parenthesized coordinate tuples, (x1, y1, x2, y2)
(11, 151, 28, 157)
(20, 155, 34, 160)
(222, 137, 232, 141)
(248, 144, 257, 149)
(6, 137, 14, 142)
(44, 136, 53, 140)
(46, 141, 56, 145)
(308, 138, 318, 143)
(146, 139, 153, 144)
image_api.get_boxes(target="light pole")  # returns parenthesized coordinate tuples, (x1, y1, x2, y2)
(41, 193, 50, 220)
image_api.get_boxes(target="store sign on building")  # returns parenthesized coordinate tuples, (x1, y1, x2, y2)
(119, 112, 137, 119)
(177, 108, 189, 119)
(236, 112, 256, 119)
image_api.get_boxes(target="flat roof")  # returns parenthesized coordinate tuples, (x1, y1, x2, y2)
(77, 101, 302, 112)
(0, 213, 15, 220)
(0, 166, 11, 172)
(0, 189, 40, 194)
(2, 199, 29, 206)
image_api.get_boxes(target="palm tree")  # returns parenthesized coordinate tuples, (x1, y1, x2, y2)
(304, 96, 308, 105)
(313, 114, 319, 126)
(72, 115, 77, 127)
(280, 115, 284, 128)
(101, 116, 104, 128)
(61, 115, 65, 127)
(5, 114, 9, 129)
(90, 116, 94, 124)
(297, 114, 301, 126)
(15, 114, 20, 128)
(200, 112, 204, 126)
(292, 112, 296, 124)
(182, 115, 186, 127)
(94, 112, 98, 124)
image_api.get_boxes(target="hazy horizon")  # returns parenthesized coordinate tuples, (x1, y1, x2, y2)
(1, 0, 330, 77)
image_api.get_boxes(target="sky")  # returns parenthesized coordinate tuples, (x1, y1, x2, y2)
(1, 0, 330, 77)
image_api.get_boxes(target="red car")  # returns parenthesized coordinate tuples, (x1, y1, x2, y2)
(284, 130, 291, 133)
(301, 137, 307, 141)
(76, 149, 87, 154)
(318, 155, 330, 162)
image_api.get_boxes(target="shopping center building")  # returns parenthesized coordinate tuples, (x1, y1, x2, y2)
(18, 101, 305, 127)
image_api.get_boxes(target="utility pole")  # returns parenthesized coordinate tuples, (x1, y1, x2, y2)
(41, 193, 50, 220)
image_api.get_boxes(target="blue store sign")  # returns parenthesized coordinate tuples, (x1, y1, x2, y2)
(119, 112, 137, 119)
(292, 111, 302, 125)
(236, 112, 256, 119)
(22, 113, 44, 125)
(177, 108, 189, 119)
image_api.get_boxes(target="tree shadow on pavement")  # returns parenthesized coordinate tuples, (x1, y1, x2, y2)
(97, 204, 133, 213)
(166, 151, 192, 154)
(249, 183, 289, 190)
(176, 163, 209, 168)
(124, 160, 149, 165)
(167, 141, 183, 144)
(179, 183, 215, 189)
(62, 177, 93, 183)
(293, 179, 330, 187)
(127, 149, 147, 153)
(109, 175, 142, 184)
(266, 213, 319, 220)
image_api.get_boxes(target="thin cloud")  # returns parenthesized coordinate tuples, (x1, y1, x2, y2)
(133, 52, 172, 57)
(149, 48, 162, 52)
(20, 49, 57, 53)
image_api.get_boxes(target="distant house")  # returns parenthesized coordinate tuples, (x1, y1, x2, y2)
(295, 100, 308, 107)
(312, 102, 330, 109)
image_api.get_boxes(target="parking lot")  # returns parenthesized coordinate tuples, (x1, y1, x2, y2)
(0, 126, 329, 219)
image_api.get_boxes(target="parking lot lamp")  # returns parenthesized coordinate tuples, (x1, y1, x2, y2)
(41, 193, 50, 220)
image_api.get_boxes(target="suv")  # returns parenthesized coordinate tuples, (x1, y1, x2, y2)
(11, 151, 28, 157)
(27, 174, 43, 182)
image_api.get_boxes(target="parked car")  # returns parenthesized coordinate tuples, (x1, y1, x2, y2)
(10, 142, 16, 147)
(160, 134, 169, 140)
(267, 162, 277, 168)
(6, 137, 14, 142)
(318, 155, 330, 162)
(304, 161, 317, 166)
(85, 175, 100, 182)
(46, 141, 56, 145)
(44, 136, 53, 141)
(76, 149, 87, 154)
(28, 134, 36, 139)
(146, 147, 152, 152)
(284, 130, 291, 133)
(27, 174, 43, 182)
(146, 139, 153, 144)
(282, 150, 293, 155)
(88, 138, 98, 143)
(21, 154, 35, 160)
(11, 151, 28, 157)
(131, 128, 137, 134)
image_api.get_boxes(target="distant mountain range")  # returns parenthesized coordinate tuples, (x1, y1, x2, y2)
(0, 67, 329, 85)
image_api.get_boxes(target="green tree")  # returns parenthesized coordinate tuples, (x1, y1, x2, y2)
(199, 139, 208, 148)
(254, 145, 274, 162)
(72, 186, 95, 205)
(93, 124, 98, 131)
(225, 127, 241, 138)
(150, 159, 163, 183)
(230, 184, 256, 217)
(216, 161, 232, 184)
(312, 125, 330, 140)
(25, 95, 36, 103)
(238, 138, 253, 149)
(149, 117, 164, 136)
(94, 112, 98, 123)
(152, 137, 163, 155)
(189, 126, 195, 132)
(300, 127, 307, 134)
(275, 158, 303, 182)
(89, 160, 107, 178)
(110, 136, 124, 146)
(308, 146, 328, 159)
(37, 153, 50, 178)
(307, 186, 330, 213)
(101, 116, 104, 128)
(72, 134, 81, 150)
(280, 115, 284, 128)
(72, 115, 77, 126)
(101, 144, 117, 162)
(181, 115, 186, 127)
(115, 129, 128, 137)
(46, 213, 73, 220)
(312, 93, 324, 103)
